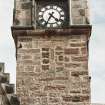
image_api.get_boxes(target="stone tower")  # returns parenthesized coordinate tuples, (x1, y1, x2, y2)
(0, 63, 20, 105)
(12, 0, 92, 105)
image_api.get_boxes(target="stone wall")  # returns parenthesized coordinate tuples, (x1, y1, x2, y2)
(71, 0, 90, 24)
(16, 30, 91, 105)
(14, 0, 89, 26)
(14, 0, 32, 26)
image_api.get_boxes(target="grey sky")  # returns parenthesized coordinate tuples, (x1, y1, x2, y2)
(0, 0, 105, 104)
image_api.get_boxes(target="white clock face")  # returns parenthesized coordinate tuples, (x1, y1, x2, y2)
(38, 5, 65, 28)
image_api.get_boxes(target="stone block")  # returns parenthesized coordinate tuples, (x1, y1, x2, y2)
(56, 66, 64, 72)
(72, 16, 84, 24)
(65, 63, 81, 68)
(70, 90, 81, 94)
(24, 60, 33, 64)
(70, 42, 86, 47)
(22, 55, 32, 59)
(42, 48, 49, 52)
(64, 48, 79, 55)
(82, 89, 90, 94)
(42, 65, 49, 71)
(55, 46, 63, 51)
(42, 52, 49, 58)
(64, 56, 70, 62)
(18, 37, 32, 42)
(44, 85, 66, 91)
(72, 96, 81, 102)
(62, 96, 72, 102)
(55, 52, 63, 55)
(42, 59, 49, 64)
(21, 2, 32, 9)
(1, 84, 14, 94)
(58, 56, 64, 61)
(71, 71, 88, 77)
(71, 56, 88, 62)
(81, 47, 87, 54)
(0, 73, 9, 83)
(79, 9, 86, 16)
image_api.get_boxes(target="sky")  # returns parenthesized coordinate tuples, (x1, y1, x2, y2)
(0, 0, 105, 104)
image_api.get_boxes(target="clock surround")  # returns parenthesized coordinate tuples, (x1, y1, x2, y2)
(37, 5, 65, 28)
(35, 0, 70, 29)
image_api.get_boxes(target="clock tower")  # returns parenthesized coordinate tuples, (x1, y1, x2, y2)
(12, 0, 92, 105)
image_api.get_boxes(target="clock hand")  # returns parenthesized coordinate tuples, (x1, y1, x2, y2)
(44, 17, 51, 26)
(49, 13, 59, 21)
(44, 12, 54, 26)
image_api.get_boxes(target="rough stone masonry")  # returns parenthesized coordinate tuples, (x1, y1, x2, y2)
(13, 27, 91, 105)
(11, 0, 92, 105)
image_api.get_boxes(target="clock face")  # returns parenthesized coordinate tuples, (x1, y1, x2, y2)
(38, 5, 65, 28)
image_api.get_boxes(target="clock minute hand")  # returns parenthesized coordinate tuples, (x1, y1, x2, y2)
(44, 12, 54, 26)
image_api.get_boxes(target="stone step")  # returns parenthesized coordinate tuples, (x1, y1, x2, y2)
(0, 73, 10, 83)
(1, 83, 14, 94)
(7, 94, 20, 105)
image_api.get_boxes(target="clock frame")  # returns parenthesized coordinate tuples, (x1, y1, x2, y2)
(38, 5, 65, 28)
(35, 0, 70, 29)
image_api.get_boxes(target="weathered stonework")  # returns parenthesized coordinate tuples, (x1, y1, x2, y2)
(13, 0, 90, 27)
(0, 63, 20, 105)
(71, 0, 90, 24)
(11, 26, 91, 105)
(12, 0, 91, 105)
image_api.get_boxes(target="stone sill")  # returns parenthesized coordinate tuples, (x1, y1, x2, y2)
(11, 25, 92, 38)
(11, 25, 92, 30)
